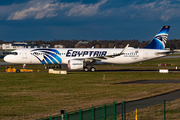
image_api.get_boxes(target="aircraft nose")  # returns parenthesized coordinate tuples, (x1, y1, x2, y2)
(4, 55, 11, 63)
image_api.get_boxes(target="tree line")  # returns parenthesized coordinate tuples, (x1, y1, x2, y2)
(1, 39, 180, 49)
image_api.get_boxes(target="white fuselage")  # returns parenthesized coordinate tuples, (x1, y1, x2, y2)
(4, 48, 169, 65)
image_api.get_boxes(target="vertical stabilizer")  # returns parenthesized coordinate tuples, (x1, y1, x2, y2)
(144, 26, 170, 50)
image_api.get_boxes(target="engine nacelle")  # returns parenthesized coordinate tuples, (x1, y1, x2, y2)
(68, 60, 85, 70)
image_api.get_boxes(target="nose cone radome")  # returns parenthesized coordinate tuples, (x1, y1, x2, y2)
(4, 55, 12, 63)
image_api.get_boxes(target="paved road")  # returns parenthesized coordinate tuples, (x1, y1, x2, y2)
(119, 79, 180, 84)
(117, 90, 180, 114)
(0, 62, 18, 65)
(96, 69, 180, 72)
(163, 55, 180, 58)
(116, 80, 180, 115)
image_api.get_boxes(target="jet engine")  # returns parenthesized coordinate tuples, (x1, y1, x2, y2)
(68, 60, 85, 70)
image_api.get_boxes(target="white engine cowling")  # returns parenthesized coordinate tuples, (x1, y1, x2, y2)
(68, 60, 85, 70)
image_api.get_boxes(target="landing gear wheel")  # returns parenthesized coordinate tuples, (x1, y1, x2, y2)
(90, 67, 96, 72)
(16, 69, 20, 73)
(84, 67, 89, 72)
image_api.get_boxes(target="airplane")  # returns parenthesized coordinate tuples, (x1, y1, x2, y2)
(4, 26, 172, 72)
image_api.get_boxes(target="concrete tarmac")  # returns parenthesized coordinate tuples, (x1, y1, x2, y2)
(119, 79, 180, 84)
(116, 80, 180, 115)
(0, 62, 17, 65)
(117, 90, 180, 114)
(163, 55, 180, 58)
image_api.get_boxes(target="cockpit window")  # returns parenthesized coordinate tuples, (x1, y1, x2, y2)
(9, 52, 18, 55)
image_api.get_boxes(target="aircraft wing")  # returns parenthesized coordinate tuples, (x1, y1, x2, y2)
(73, 44, 129, 62)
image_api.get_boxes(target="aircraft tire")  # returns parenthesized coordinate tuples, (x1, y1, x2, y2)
(84, 67, 89, 72)
(90, 67, 96, 72)
(16, 69, 20, 73)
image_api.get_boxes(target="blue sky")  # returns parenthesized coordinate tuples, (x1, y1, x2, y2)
(0, 0, 180, 42)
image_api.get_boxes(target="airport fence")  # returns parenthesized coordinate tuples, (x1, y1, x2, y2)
(35, 99, 180, 120)
(36, 102, 116, 120)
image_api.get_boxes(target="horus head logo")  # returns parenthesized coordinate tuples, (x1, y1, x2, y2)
(154, 33, 168, 49)
(31, 49, 62, 64)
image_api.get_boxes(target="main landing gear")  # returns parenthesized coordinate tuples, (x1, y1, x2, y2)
(83, 67, 96, 72)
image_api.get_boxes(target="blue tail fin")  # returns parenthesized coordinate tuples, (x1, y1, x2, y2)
(144, 26, 170, 50)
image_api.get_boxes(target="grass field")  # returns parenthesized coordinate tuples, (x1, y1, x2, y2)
(0, 57, 180, 120)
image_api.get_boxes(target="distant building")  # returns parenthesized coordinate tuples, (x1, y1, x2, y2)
(54, 44, 65, 48)
(174, 49, 180, 53)
(75, 41, 89, 48)
(2, 42, 51, 50)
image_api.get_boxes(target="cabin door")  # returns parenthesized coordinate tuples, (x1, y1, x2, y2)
(143, 51, 148, 59)
(22, 50, 27, 59)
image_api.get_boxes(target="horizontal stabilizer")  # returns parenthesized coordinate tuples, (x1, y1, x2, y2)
(156, 50, 175, 55)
